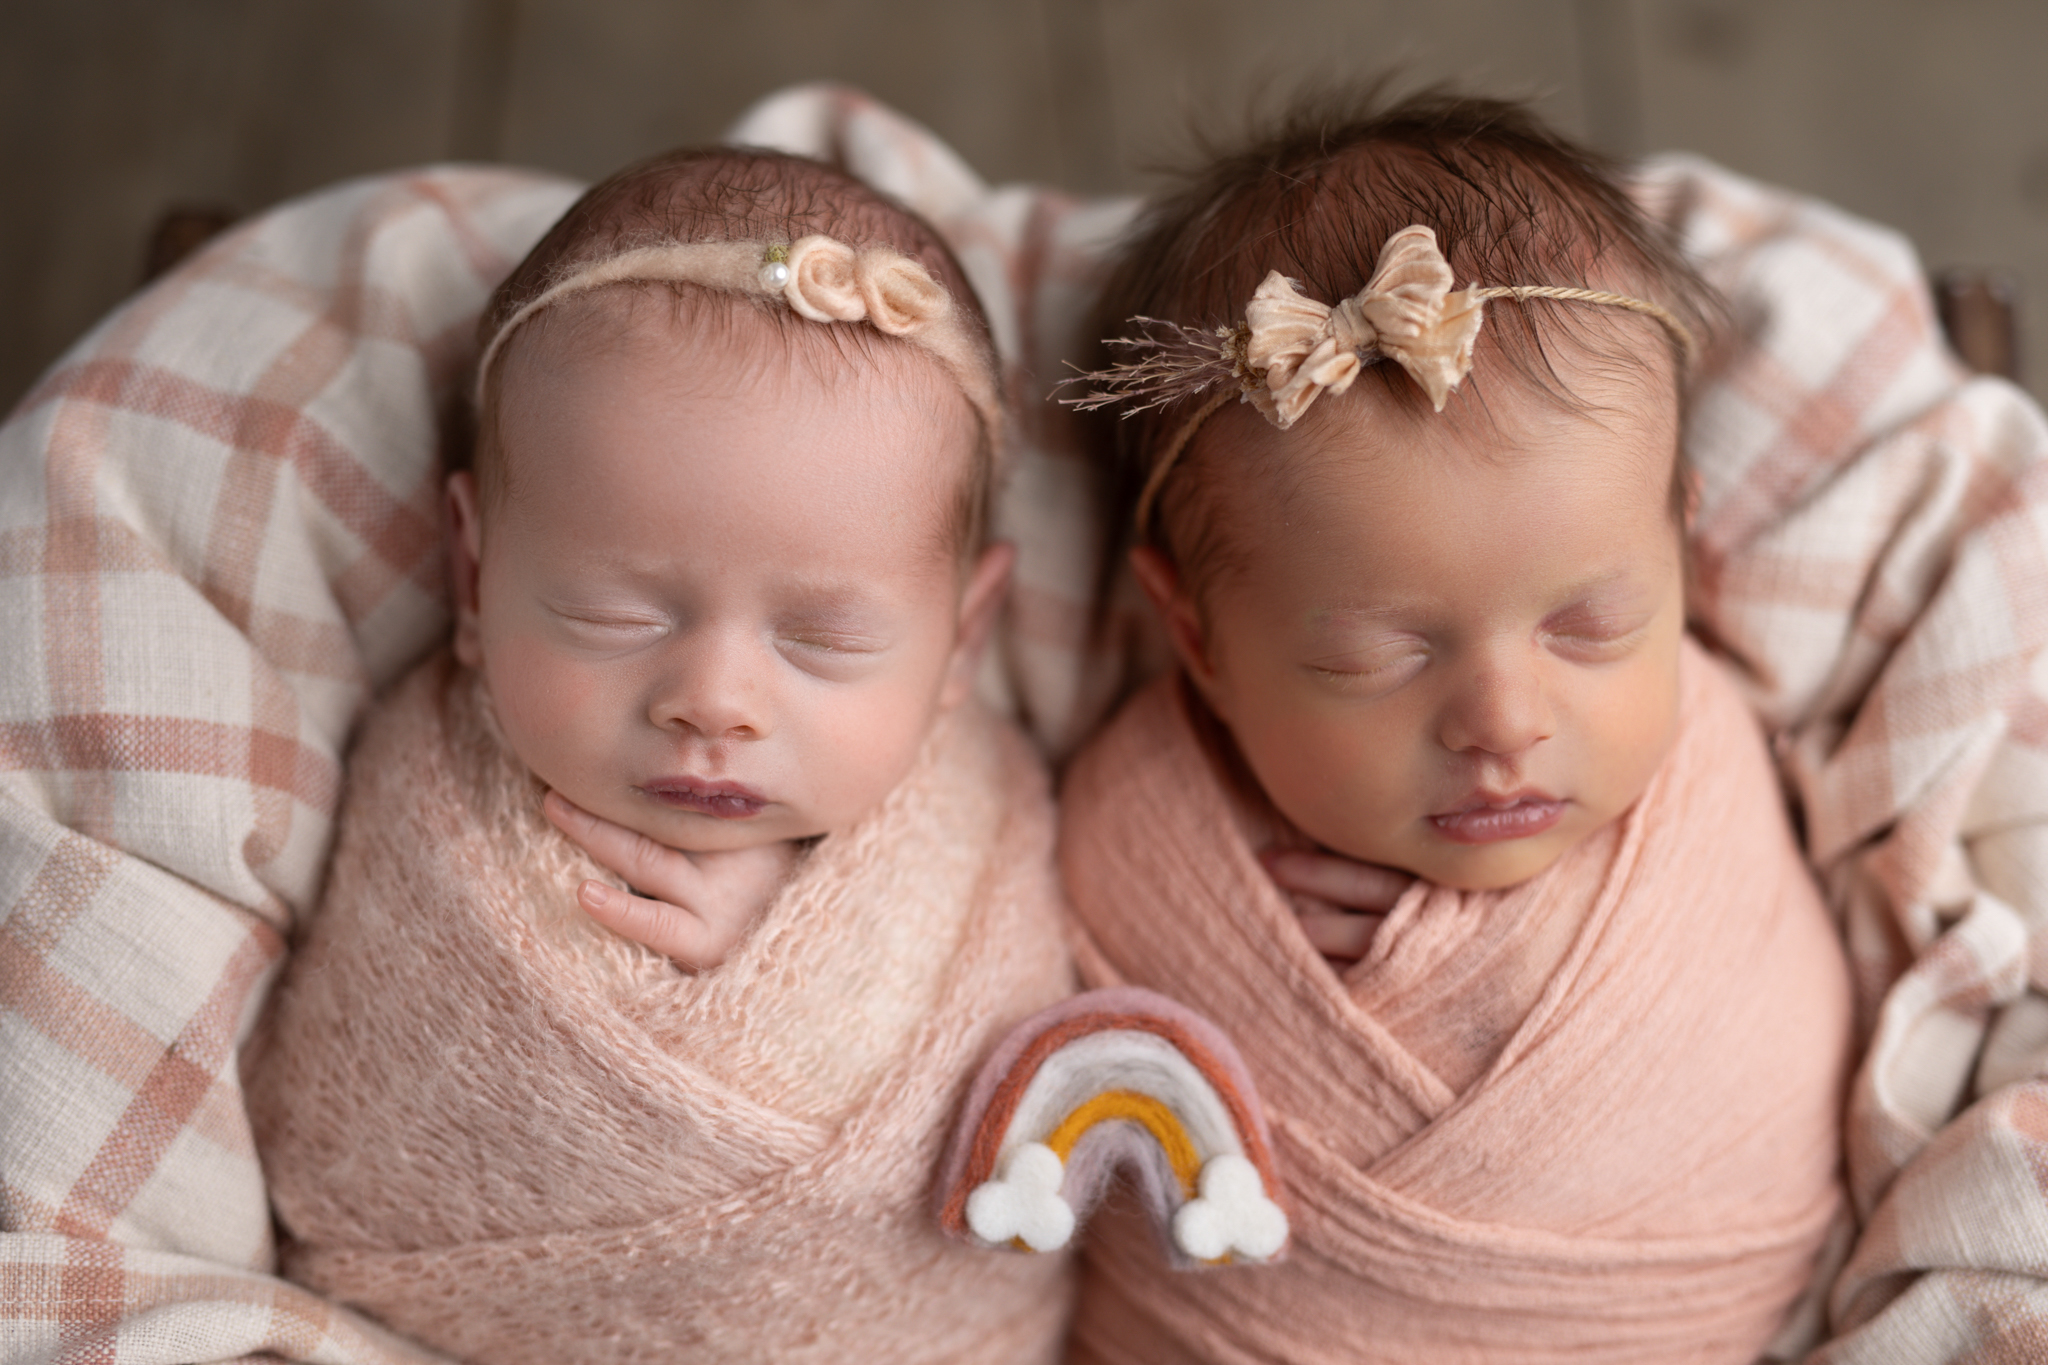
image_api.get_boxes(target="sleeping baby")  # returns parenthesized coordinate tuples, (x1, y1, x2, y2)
(1057, 92, 1853, 1364)
(242, 147, 1074, 1365)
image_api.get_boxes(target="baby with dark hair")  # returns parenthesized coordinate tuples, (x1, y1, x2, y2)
(1058, 93, 1852, 1364)
(242, 148, 1074, 1365)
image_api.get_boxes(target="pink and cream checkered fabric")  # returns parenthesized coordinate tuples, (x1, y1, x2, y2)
(5, 84, 2048, 1362)
(1632, 159, 2048, 1364)
(0, 166, 578, 1365)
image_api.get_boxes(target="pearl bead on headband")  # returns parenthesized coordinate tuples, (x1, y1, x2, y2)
(473, 234, 1004, 444)
(1064, 225, 1696, 533)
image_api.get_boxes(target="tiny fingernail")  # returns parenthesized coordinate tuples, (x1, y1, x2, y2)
(579, 880, 608, 908)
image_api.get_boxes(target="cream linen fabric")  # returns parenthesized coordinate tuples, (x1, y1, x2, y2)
(4, 82, 2048, 1362)
(1058, 642, 1851, 1365)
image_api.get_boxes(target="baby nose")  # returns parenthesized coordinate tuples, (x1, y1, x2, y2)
(1438, 653, 1554, 758)
(648, 638, 769, 740)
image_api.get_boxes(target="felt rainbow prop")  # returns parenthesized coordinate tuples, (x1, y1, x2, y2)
(937, 987, 1288, 1268)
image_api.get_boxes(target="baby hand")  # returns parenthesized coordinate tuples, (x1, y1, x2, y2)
(1261, 849, 1412, 963)
(542, 791, 800, 971)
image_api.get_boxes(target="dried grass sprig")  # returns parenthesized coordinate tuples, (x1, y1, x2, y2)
(1058, 319, 1258, 417)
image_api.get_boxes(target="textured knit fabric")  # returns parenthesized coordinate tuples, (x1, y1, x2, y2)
(1058, 640, 1853, 1364)
(243, 652, 1073, 1365)
(6, 82, 2048, 1363)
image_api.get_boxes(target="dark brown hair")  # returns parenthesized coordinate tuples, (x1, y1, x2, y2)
(468, 146, 1000, 554)
(1089, 87, 1716, 584)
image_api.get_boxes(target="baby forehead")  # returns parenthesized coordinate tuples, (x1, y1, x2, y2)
(484, 290, 986, 549)
(1248, 431, 1684, 613)
(513, 284, 963, 392)
(1282, 339, 1677, 464)
(1199, 395, 1678, 584)
(489, 289, 981, 473)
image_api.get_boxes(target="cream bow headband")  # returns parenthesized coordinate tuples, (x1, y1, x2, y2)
(1066, 225, 1695, 531)
(474, 235, 1003, 441)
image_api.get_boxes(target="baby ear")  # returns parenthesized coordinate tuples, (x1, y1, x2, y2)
(1129, 545, 1215, 689)
(940, 541, 1016, 711)
(445, 471, 485, 668)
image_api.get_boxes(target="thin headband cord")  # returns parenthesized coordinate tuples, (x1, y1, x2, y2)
(473, 235, 1005, 447)
(1061, 225, 1696, 534)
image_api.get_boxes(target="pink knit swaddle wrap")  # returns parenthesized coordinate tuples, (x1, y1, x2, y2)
(1058, 639, 1852, 1364)
(243, 654, 1075, 1365)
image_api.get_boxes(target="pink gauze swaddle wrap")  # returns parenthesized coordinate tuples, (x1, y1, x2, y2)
(1058, 637, 1853, 1365)
(241, 652, 1076, 1365)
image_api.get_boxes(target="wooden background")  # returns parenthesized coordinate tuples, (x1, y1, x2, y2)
(3, 0, 2043, 408)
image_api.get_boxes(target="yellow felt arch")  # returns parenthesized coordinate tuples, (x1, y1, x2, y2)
(1043, 1090, 1202, 1198)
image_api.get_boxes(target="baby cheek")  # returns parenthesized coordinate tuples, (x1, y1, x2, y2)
(485, 635, 605, 753)
(1246, 694, 1404, 827)
(1587, 657, 1683, 816)
(805, 685, 938, 815)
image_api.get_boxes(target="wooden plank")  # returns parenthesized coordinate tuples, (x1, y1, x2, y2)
(1087, 0, 1590, 190)
(496, 0, 1070, 185)
(0, 0, 470, 411)
(1627, 0, 2046, 393)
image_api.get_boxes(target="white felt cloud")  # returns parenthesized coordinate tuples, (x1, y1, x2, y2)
(965, 1143, 1076, 1253)
(1171, 1154, 1289, 1263)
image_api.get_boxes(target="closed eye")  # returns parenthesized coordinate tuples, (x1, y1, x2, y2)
(780, 630, 888, 656)
(777, 626, 893, 681)
(552, 610, 667, 639)
(1541, 609, 1652, 660)
(1303, 638, 1430, 693)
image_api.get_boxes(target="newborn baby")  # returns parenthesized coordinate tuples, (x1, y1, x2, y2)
(1057, 92, 1852, 1364)
(243, 148, 1073, 1365)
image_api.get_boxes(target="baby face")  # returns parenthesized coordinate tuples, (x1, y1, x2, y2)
(449, 303, 1001, 853)
(1145, 350, 1685, 890)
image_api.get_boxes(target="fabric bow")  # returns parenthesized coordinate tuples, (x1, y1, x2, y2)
(783, 235, 951, 335)
(1244, 225, 1485, 424)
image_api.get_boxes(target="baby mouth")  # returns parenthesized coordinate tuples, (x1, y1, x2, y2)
(1428, 794, 1566, 845)
(637, 778, 768, 820)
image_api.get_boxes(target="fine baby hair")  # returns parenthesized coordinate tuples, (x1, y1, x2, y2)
(1078, 88, 1716, 575)
(465, 145, 1003, 552)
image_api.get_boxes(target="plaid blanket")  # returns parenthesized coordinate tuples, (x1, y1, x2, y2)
(4, 84, 2046, 1364)
(0, 166, 578, 1363)
(1637, 160, 2048, 1363)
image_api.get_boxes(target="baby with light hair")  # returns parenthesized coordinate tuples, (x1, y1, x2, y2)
(1055, 92, 1853, 1364)
(243, 147, 1074, 1365)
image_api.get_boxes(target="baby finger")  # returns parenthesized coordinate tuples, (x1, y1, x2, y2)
(1264, 848, 1411, 913)
(544, 791, 704, 905)
(577, 880, 736, 971)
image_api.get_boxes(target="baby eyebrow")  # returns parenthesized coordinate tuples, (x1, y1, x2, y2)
(774, 583, 897, 630)
(1556, 566, 1637, 593)
(1307, 570, 1651, 630)
(1544, 569, 1652, 612)
(778, 572, 883, 604)
(1309, 603, 1429, 628)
